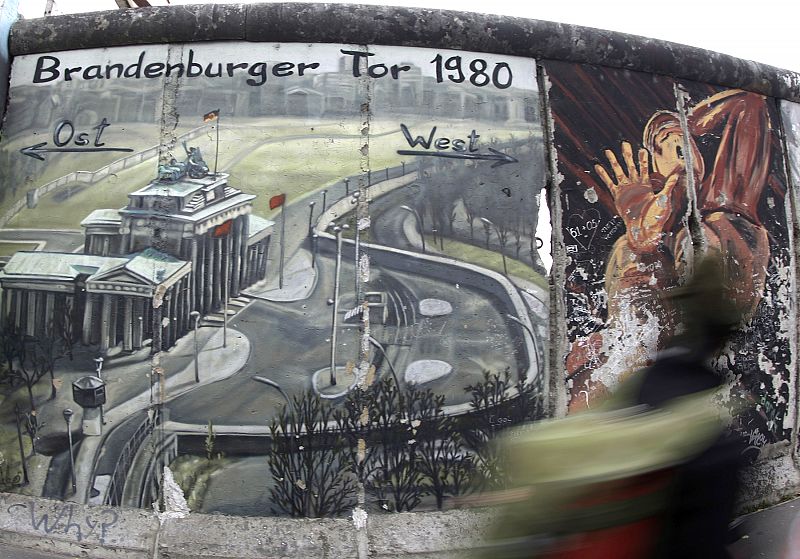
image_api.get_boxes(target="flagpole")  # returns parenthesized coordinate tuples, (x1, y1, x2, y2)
(223, 236, 228, 348)
(214, 112, 220, 175)
(279, 202, 286, 289)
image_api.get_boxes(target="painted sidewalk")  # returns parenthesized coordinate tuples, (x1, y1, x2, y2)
(67, 326, 251, 504)
(245, 248, 317, 302)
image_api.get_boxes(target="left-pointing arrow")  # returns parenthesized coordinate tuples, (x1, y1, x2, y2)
(20, 142, 48, 161)
(20, 143, 134, 161)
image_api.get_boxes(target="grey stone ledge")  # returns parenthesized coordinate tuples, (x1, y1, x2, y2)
(0, 491, 489, 558)
(0, 454, 797, 559)
(10, 3, 800, 103)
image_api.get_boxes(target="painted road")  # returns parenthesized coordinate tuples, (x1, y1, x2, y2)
(0, 228, 85, 254)
(166, 251, 525, 426)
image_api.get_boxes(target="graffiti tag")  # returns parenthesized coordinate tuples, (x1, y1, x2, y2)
(742, 428, 769, 451)
(488, 415, 513, 427)
(7, 501, 119, 544)
(600, 218, 624, 241)
(566, 209, 601, 250)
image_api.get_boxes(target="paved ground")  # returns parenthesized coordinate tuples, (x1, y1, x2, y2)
(731, 496, 800, 559)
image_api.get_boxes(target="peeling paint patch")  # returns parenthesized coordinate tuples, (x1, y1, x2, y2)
(352, 506, 368, 529)
(154, 466, 190, 524)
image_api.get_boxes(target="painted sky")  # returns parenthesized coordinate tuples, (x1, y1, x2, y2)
(19, 0, 800, 74)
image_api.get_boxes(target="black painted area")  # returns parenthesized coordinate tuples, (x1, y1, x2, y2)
(10, 3, 800, 102)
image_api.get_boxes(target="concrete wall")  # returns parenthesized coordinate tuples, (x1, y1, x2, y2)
(0, 3, 798, 558)
(0, 0, 19, 123)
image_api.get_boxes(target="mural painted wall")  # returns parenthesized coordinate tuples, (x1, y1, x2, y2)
(0, 39, 796, 521)
(0, 42, 549, 516)
(544, 61, 795, 452)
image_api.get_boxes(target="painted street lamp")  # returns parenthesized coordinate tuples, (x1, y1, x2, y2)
(63, 408, 76, 496)
(252, 375, 293, 414)
(351, 191, 363, 301)
(480, 217, 492, 249)
(91, 358, 106, 424)
(327, 222, 349, 386)
(506, 313, 538, 368)
(400, 205, 425, 253)
(367, 336, 401, 389)
(505, 313, 536, 341)
(190, 311, 201, 383)
(308, 201, 316, 235)
(94, 356, 104, 380)
(311, 233, 319, 269)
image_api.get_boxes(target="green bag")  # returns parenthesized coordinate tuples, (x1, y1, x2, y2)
(479, 386, 726, 557)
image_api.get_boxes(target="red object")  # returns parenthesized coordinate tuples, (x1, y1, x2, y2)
(213, 220, 232, 237)
(269, 194, 286, 210)
(545, 519, 661, 559)
(546, 471, 673, 559)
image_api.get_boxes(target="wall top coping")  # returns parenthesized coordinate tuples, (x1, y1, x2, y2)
(9, 2, 800, 103)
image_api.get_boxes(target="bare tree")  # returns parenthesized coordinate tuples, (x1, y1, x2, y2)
(460, 368, 543, 490)
(414, 392, 475, 509)
(367, 376, 425, 512)
(462, 197, 479, 242)
(0, 319, 21, 385)
(13, 336, 51, 414)
(447, 205, 458, 238)
(267, 391, 357, 517)
(36, 326, 64, 401)
(512, 213, 524, 260)
(334, 385, 378, 488)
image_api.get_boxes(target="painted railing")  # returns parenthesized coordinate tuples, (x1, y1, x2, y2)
(103, 407, 161, 507)
(0, 124, 212, 227)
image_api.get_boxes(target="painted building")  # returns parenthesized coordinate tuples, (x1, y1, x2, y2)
(0, 150, 273, 354)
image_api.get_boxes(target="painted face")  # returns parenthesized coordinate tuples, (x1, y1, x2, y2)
(652, 129, 686, 177)
(646, 120, 704, 180)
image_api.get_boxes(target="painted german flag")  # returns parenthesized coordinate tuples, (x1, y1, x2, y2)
(203, 109, 220, 122)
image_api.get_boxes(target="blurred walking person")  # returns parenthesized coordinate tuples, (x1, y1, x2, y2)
(479, 255, 747, 558)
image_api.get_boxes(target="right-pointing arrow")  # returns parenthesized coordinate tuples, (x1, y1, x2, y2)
(396, 148, 518, 168)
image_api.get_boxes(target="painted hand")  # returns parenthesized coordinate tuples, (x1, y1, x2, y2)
(594, 142, 680, 250)
(594, 141, 651, 200)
